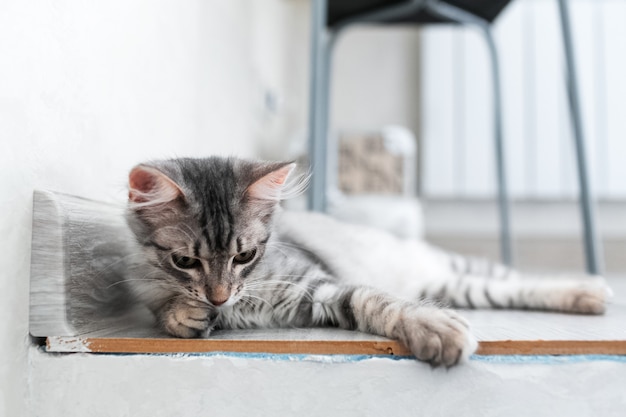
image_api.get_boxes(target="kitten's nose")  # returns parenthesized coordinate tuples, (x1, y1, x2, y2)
(210, 298, 228, 307)
(209, 285, 231, 307)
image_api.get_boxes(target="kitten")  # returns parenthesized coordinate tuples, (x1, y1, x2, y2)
(125, 156, 611, 367)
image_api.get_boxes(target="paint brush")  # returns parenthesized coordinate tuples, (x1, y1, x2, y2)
(29, 190, 153, 338)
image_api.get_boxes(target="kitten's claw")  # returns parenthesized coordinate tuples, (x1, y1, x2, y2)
(396, 307, 477, 367)
(160, 297, 214, 338)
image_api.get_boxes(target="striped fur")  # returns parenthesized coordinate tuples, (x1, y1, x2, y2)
(126, 157, 610, 367)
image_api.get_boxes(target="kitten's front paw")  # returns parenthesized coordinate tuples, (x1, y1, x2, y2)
(395, 307, 477, 367)
(160, 297, 216, 338)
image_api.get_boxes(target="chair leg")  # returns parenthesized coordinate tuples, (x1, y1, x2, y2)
(557, 0, 603, 275)
(425, 0, 513, 265)
(307, 0, 331, 212)
(483, 26, 513, 266)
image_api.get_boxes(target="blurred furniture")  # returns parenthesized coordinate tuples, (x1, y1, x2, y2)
(306, 0, 602, 274)
(331, 127, 423, 239)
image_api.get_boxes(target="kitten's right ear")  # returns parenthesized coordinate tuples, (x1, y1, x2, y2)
(128, 165, 184, 206)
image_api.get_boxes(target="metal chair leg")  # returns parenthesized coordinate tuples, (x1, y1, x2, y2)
(557, 0, 603, 275)
(483, 25, 513, 266)
(308, 0, 331, 212)
(425, 0, 513, 265)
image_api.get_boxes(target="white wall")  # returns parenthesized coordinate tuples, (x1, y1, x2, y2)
(245, 0, 311, 160)
(247, 4, 424, 162)
(333, 27, 422, 136)
(0, 0, 299, 414)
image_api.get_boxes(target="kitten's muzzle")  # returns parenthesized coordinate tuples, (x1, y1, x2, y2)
(208, 284, 231, 306)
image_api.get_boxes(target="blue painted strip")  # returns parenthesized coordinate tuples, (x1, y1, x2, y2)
(471, 354, 626, 364)
(104, 351, 626, 364)
(156, 352, 414, 362)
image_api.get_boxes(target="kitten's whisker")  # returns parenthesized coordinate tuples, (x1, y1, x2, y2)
(183, 294, 212, 307)
(265, 244, 290, 257)
(106, 268, 168, 287)
(245, 286, 312, 302)
(243, 280, 314, 301)
(237, 297, 257, 310)
(242, 293, 274, 310)
(105, 277, 165, 289)
(266, 242, 318, 257)
(124, 270, 188, 297)
(266, 242, 306, 250)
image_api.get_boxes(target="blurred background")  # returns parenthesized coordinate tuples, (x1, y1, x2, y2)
(3, 1, 626, 280)
(3, 0, 626, 277)
(1, 0, 626, 413)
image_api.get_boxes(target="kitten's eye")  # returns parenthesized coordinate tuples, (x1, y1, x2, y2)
(172, 254, 200, 269)
(233, 248, 257, 265)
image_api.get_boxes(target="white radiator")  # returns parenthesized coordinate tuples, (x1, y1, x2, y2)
(421, 0, 626, 199)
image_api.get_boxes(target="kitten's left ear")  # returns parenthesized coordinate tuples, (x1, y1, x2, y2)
(246, 163, 296, 201)
(128, 164, 184, 206)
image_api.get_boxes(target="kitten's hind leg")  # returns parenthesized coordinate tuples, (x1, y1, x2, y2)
(418, 254, 612, 314)
(479, 274, 611, 314)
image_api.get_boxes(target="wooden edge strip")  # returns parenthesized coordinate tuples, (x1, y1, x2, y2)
(476, 340, 626, 356)
(46, 337, 626, 356)
(48, 337, 412, 355)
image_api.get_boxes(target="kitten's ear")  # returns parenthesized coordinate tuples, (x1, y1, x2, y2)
(246, 163, 296, 201)
(128, 165, 184, 206)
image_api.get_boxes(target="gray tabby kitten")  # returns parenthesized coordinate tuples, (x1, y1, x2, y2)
(126, 156, 611, 367)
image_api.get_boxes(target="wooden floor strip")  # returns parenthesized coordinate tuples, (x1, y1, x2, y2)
(476, 340, 626, 355)
(47, 336, 626, 356)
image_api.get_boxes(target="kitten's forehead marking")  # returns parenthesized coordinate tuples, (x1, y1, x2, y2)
(194, 235, 211, 259)
(198, 259, 210, 278)
(182, 159, 237, 253)
(197, 210, 234, 253)
(193, 240, 201, 257)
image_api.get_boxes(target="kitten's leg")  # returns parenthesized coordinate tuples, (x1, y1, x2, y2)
(238, 281, 478, 367)
(418, 254, 611, 314)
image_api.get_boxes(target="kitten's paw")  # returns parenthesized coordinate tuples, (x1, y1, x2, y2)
(160, 297, 216, 338)
(395, 307, 477, 367)
(560, 279, 612, 315)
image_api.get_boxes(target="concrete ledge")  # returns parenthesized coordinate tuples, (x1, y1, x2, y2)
(29, 347, 626, 417)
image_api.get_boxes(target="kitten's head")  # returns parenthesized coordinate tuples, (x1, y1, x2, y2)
(126, 157, 298, 307)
